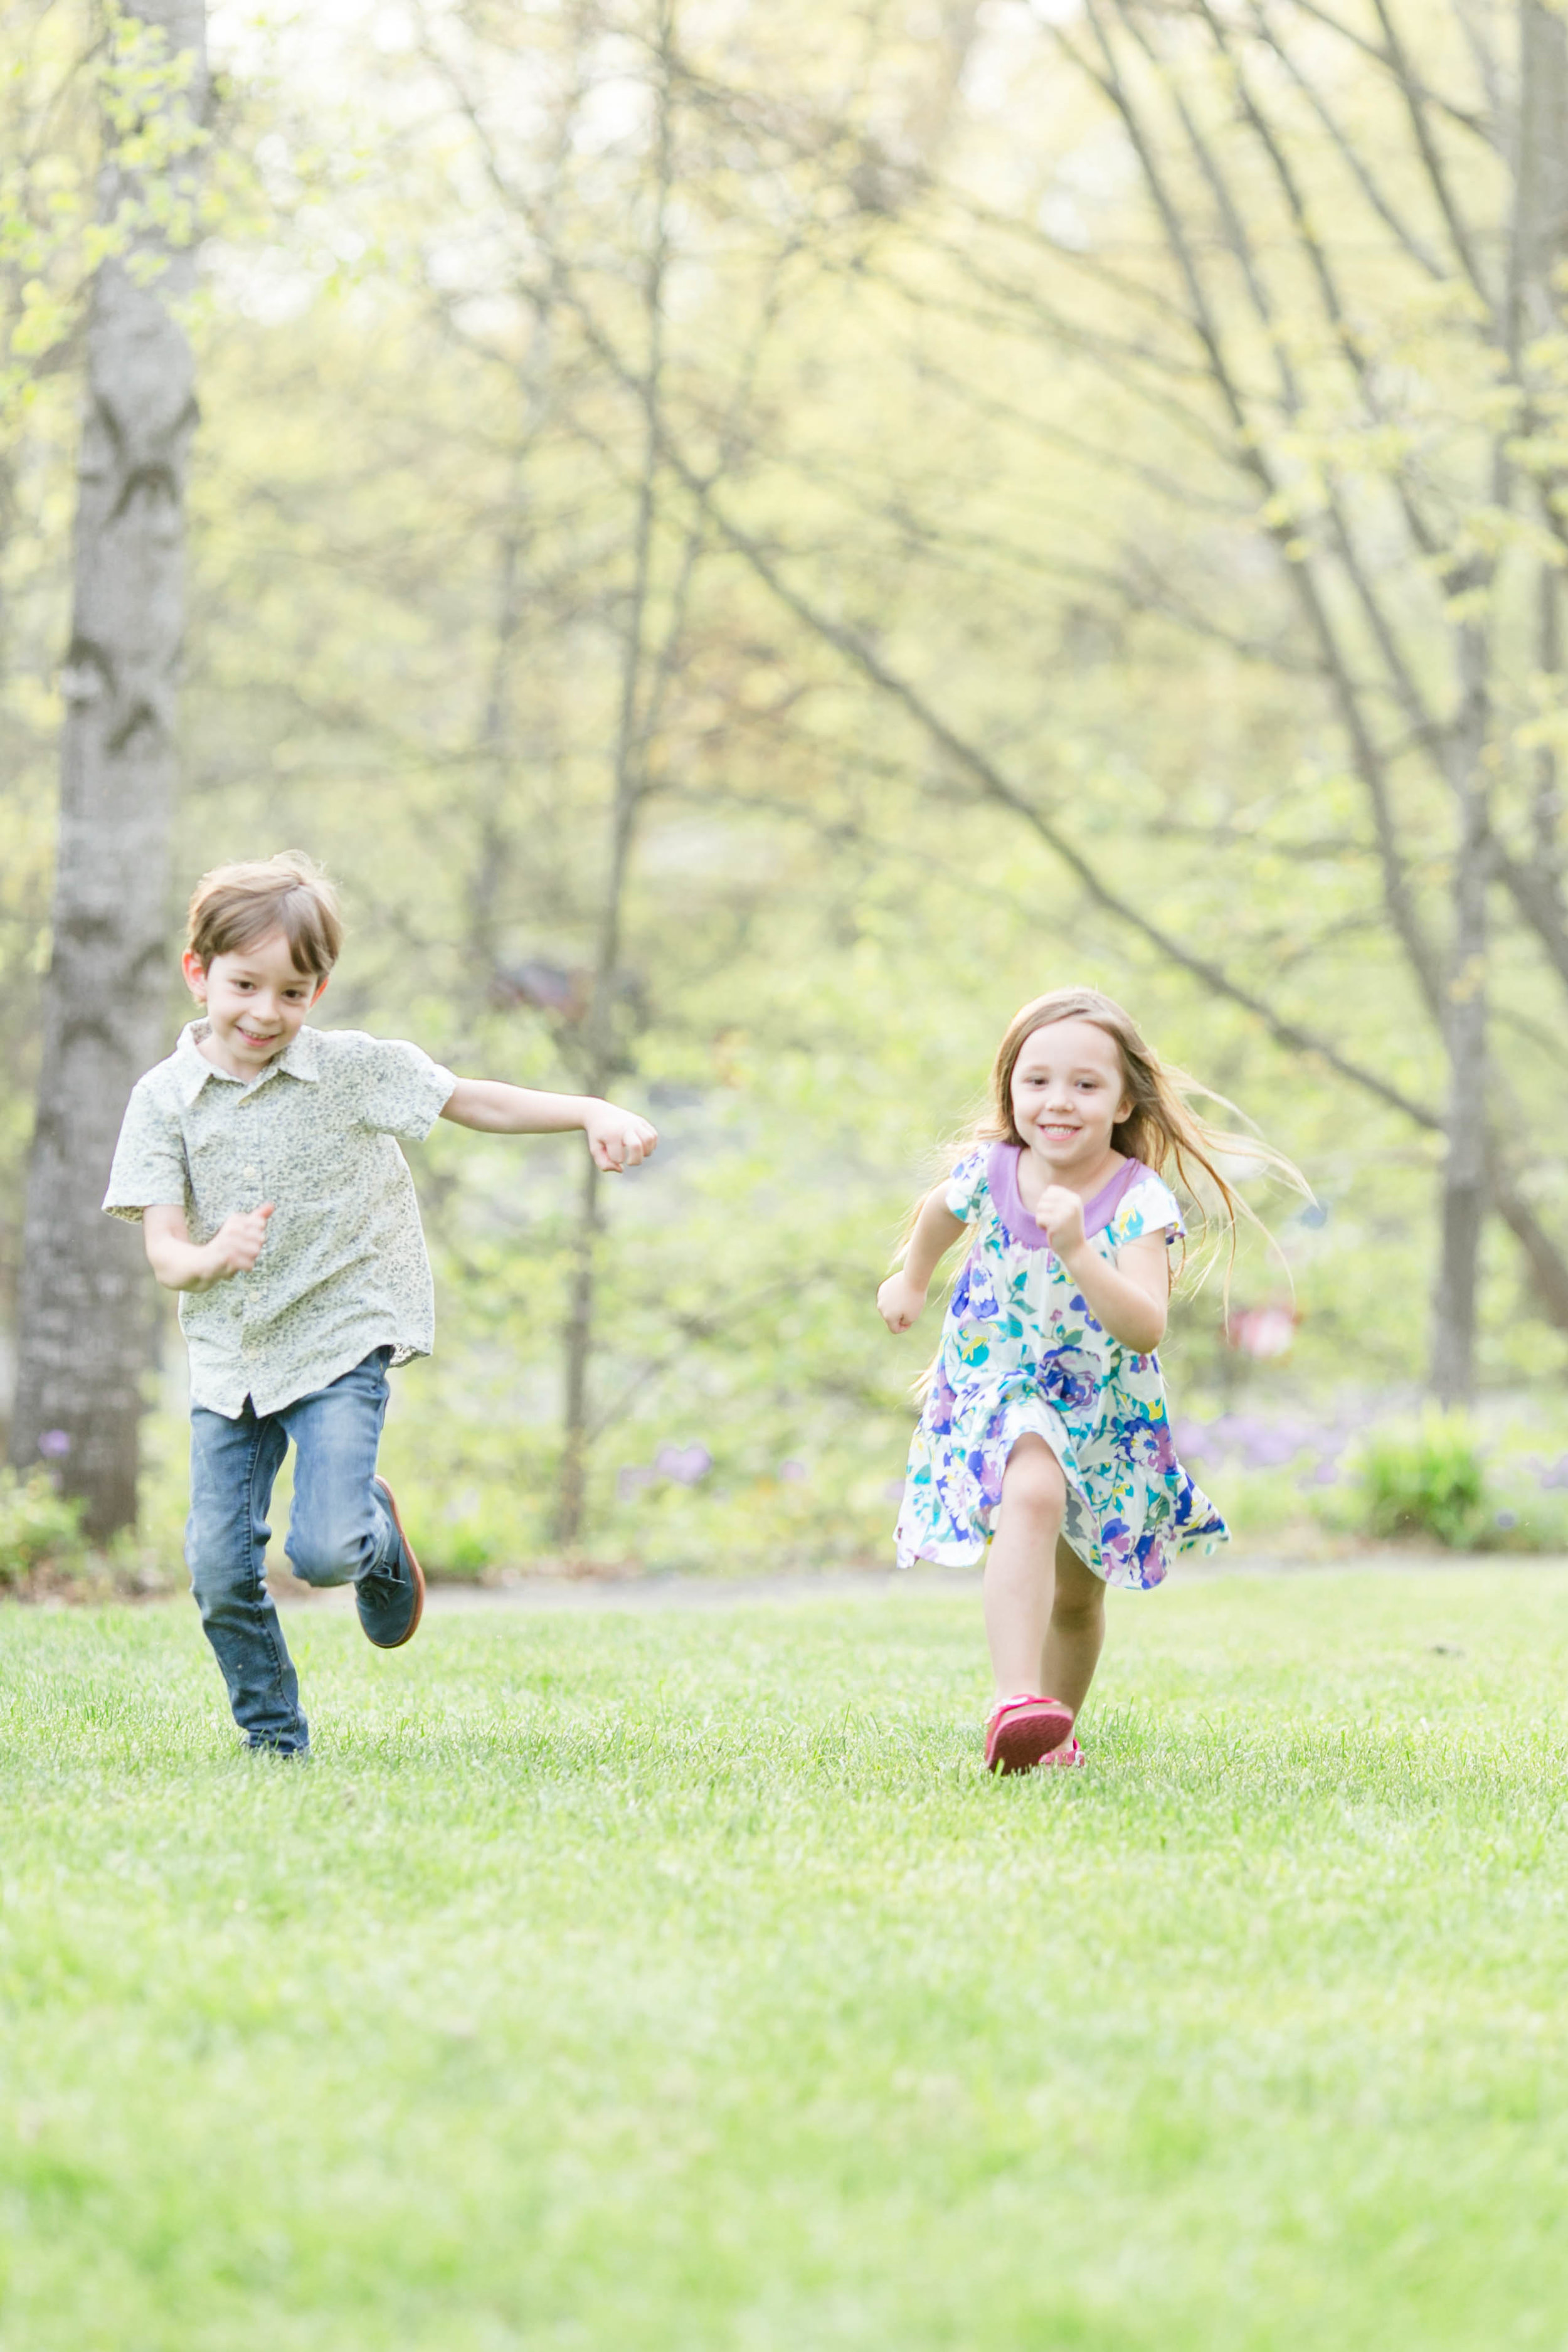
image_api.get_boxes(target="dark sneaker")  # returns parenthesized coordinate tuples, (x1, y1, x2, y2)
(356, 1476, 426, 1650)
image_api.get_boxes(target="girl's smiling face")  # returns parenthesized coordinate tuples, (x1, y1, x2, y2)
(1008, 1017, 1131, 1180)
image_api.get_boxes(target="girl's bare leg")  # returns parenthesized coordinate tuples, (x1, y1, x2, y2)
(1039, 1535, 1107, 1719)
(983, 1437, 1066, 1700)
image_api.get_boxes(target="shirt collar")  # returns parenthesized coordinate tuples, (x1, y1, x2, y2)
(174, 1019, 321, 1105)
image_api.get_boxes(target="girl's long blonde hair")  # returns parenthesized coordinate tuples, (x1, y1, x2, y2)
(913, 987, 1308, 1289)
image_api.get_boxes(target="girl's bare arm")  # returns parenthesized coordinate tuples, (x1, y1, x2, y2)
(1052, 1227, 1170, 1353)
(877, 1186, 967, 1333)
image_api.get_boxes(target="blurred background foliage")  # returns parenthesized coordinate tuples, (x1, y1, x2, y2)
(7, 0, 1568, 1574)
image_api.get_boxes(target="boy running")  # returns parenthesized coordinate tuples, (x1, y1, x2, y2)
(103, 853, 657, 1754)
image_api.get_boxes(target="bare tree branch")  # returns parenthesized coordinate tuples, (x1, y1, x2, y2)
(1283, 0, 1496, 146)
(1366, 0, 1493, 305)
(655, 440, 1444, 1132)
(1250, 1, 1446, 278)
(1076, 1, 1446, 1008)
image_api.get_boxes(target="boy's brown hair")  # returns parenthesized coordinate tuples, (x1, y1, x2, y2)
(186, 852, 343, 978)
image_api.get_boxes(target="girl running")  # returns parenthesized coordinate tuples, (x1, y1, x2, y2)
(877, 987, 1300, 1776)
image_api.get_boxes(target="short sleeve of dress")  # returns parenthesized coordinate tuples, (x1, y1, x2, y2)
(102, 1078, 188, 1223)
(1109, 1170, 1185, 1250)
(943, 1146, 990, 1224)
(355, 1037, 457, 1141)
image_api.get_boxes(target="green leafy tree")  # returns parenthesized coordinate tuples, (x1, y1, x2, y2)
(681, 0, 1568, 1406)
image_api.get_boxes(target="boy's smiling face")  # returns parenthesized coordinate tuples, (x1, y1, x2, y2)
(183, 928, 329, 1080)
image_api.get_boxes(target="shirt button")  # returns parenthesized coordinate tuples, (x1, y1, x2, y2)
(244, 1166, 260, 1180)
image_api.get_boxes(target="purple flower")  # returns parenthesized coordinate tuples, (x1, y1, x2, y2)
(780, 1459, 808, 1485)
(1138, 1421, 1177, 1472)
(1133, 1527, 1165, 1574)
(928, 1370, 957, 1436)
(654, 1443, 712, 1487)
(972, 1448, 1005, 1506)
(38, 1430, 70, 1459)
(1037, 1346, 1099, 1414)
(1198, 1412, 1342, 1471)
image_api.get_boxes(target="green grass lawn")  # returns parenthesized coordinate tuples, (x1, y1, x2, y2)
(3, 1570, 1568, 2351)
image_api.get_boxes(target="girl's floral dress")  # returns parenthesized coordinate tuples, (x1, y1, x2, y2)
(894, 1143, 1227, 1589)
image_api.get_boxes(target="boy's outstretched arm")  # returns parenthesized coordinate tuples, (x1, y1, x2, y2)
(439, 1082, 657, 1171)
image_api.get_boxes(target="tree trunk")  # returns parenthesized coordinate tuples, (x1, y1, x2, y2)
(1430, 755, 1488, 1407)
(9, 1, 206, 1539)
(1421, 3, 1568, 1397)
(553, 2, 673, 1550)
(1428, 0, 1568, 1404)
(1517, 3, 1568, 318)
(555, 1150, 604, 1548)
(1518, 0, 1568, 896)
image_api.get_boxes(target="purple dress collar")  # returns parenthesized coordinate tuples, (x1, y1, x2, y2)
(985, 1142, 1146, 1252)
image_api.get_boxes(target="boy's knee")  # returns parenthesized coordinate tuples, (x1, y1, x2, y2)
(288, 1522, 373, 1587)
(185, 1525, 253, 1608)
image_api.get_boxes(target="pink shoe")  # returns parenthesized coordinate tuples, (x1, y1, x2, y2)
(1040, 1734, 1085, 1769)
(985, 1693, 1074, 1775)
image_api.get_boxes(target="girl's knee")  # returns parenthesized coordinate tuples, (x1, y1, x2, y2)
(1002, 1439, 1066, 1518)
(1051, 1548, 1107, 1626)
(1051, 1581, 1105, 1631)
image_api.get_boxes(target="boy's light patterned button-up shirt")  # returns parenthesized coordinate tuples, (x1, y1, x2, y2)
(103, 1022, 457, 1419)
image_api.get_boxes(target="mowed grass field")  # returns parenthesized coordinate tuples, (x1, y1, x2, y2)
(3, 1570, 1568, 2352)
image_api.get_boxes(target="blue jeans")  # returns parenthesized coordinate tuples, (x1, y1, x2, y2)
(186, 1349, 401, 1751)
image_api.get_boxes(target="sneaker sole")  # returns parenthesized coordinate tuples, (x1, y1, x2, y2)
(368, 1476, 425, 1649)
